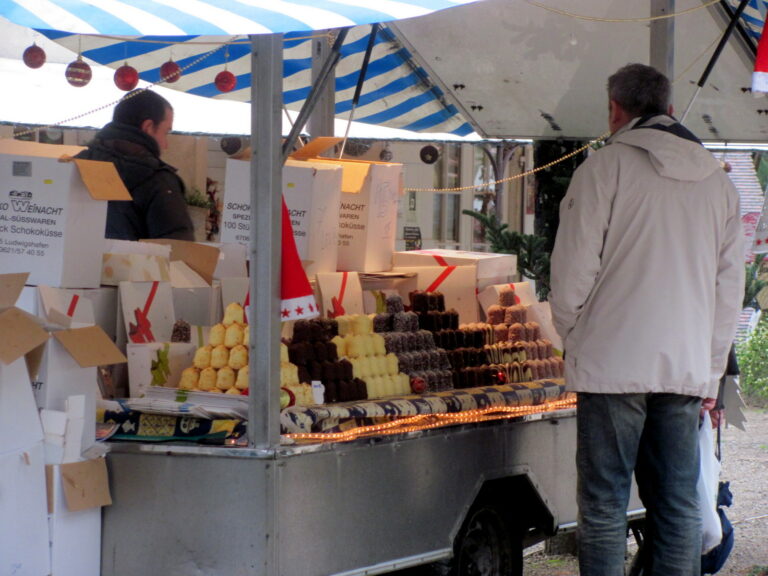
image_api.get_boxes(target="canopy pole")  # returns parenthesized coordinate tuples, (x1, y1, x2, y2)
(308, 30, 337, 138)
(339, 23, 379, 158)
(680, 0, 750, 123)
(248, 33, 283, 451)
(281, 27, 349, 162)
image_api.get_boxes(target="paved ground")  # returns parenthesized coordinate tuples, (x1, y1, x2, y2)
(524, 406, 768, 576)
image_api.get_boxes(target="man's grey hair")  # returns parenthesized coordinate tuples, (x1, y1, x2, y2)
(608, 63, 670, 117)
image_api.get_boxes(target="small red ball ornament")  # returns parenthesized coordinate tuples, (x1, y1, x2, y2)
(160, 60, 181, 83)
(496, 370, 507, 384)
(23, 43, 46, 69)
(114, 63, 139, 91)
(215, 70, 237, 93)
(65, 58, 92, 87)
(410, 377, 427, 394)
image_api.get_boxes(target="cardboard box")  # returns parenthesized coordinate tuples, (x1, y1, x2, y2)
(201, 241, 248, 279)
(47, 459, 111, 576)
(170, 261, 218, 326)
(19, 284, 96, 328)
(0, 139, 131, 288)
(101, 240, 171, 286)
(392, 249, 517, 289)
(316, 272, 364, 318)
(119, 281, 175, 344)
(126, 341, 196, 398)
(296, 138, 402, 273)
(359, 272, 418, 314)
(477, 281, 537, 317)
(33, 326, 127, 453)
(221, 157, 343, 276)
(0, 443, 50, 576)
(0, 273, 48, 455)
(392, 265, 479, 324)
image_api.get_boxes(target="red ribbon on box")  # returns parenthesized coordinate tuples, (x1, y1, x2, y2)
(66, 294, 80, 317)
(426, 265, 457, 293)
(128, 281, 158, 343)
(329, 272, 348, 318)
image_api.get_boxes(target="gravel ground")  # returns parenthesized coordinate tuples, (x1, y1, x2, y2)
(524, 406, 768, 576)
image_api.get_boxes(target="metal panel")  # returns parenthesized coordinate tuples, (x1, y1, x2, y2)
(100, 411, 625, 576)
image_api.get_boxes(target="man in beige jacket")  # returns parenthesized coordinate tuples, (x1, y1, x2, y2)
(550, 63, 744, 576)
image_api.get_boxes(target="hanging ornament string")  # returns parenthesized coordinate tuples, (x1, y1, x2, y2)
(525, 0, 722, 23)
(14, 36, 237, 140)
(403, 132, 610, 193)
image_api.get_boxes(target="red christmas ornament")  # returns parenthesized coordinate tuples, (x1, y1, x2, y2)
(215, 70, 237, 93)
(65, 58, 92, 87)
(496, 370, 507, 384)
(23, 43, 46, 69)
(114, 63, 139, 91)
(410, 377, 427, 394)
(160, 59, 181, 83)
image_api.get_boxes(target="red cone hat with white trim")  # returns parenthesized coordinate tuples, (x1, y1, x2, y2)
(281, 197, 319, 321)
(752, 18, 768, 94)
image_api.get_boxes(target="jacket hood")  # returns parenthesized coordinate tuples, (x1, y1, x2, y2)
(609, 115, 721, 182)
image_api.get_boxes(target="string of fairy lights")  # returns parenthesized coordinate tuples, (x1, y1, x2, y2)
(281, 395, 576, 444)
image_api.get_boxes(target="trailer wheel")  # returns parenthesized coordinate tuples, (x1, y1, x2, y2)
(450, 503, 522, 576)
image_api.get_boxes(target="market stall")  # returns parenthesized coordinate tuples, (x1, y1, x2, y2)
(0, 1, 763, 575)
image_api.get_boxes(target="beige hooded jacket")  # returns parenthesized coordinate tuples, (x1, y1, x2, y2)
(549, 115, 744, 399)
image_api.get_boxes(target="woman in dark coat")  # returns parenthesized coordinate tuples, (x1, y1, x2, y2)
(77, 89, 194, 241)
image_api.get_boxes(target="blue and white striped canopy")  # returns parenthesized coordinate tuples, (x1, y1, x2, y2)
(0, 1, 483, 136)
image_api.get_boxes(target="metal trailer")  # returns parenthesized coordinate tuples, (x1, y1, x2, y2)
(102, 407, 641, 576)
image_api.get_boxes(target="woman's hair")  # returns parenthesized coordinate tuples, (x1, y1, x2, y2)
(608, 63, 670, 117)
(113, 89, 172, 127)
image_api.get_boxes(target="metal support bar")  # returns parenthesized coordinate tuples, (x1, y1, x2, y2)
(308, 30, 336, 138)
(716, 0, 757, 58)
(681, 0, 751, 122)
(650, 0, 675, 82)
(249, 34, 283, 451)
(282, 27, 349, 162)
(339, 23, 380, 157)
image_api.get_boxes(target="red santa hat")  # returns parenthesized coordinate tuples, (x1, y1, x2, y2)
(280, 197, 319, 322)
(752, 17, 768, 94)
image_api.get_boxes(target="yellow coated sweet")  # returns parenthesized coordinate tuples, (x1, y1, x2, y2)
(225, 386, 241, 395)
(224, 323, 245, 348)
(345, 334, 363, 358)
(207, 387, 223, 394)
(280, 343, 289, 364)
(243, 327, 249, 347)
(209, 323, 226, 347)
(198, 367, 217, 390)
(372, 333, 386, 356)
(179, 367, 199, 390)
(228, 344, 248, 370)
(374, 355, 387, 377)
(223, 302, 245, 326)
(352, 314, 372, 335)
(336, 316, 350, 336)
(362, 334, 375, 356)
(216, 366, 236, 390)
(386, 353, 399, 376)
(210, 344, 230, 369)
(193, 345, 213, 370)
(235, 365, 249, 390)
(280, 362, 299, 386)
(331, 335, 346, 357)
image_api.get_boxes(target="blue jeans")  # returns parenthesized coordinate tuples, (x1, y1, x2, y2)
(576, 392, 702, 576)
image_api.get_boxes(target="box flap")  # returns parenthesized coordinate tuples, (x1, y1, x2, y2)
(0, 307, 49, 364)
(169, 260, 209, 288)
(53, 325, 127, 367)
(142, 239, 219, 285)
(70, 158, 132, 201)
(0, 273, 30, 309)
(290, 136, 342, 160)
(61, 458, 112, 511)
(0, 138, 84, 158)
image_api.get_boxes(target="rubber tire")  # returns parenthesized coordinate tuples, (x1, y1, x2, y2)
(449, 503, 522, 576)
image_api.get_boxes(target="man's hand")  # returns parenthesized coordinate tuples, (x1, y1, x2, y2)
(701, 398, 722, 428)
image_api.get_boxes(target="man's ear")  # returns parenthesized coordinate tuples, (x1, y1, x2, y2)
(140, 118, 154, 134)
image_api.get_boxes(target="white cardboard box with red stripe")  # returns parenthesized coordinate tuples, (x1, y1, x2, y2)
(391, 265, 480, 324)
(392, 249, 517, 290)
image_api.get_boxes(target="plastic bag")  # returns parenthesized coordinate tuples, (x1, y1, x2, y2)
(698, 413, 722, 554)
